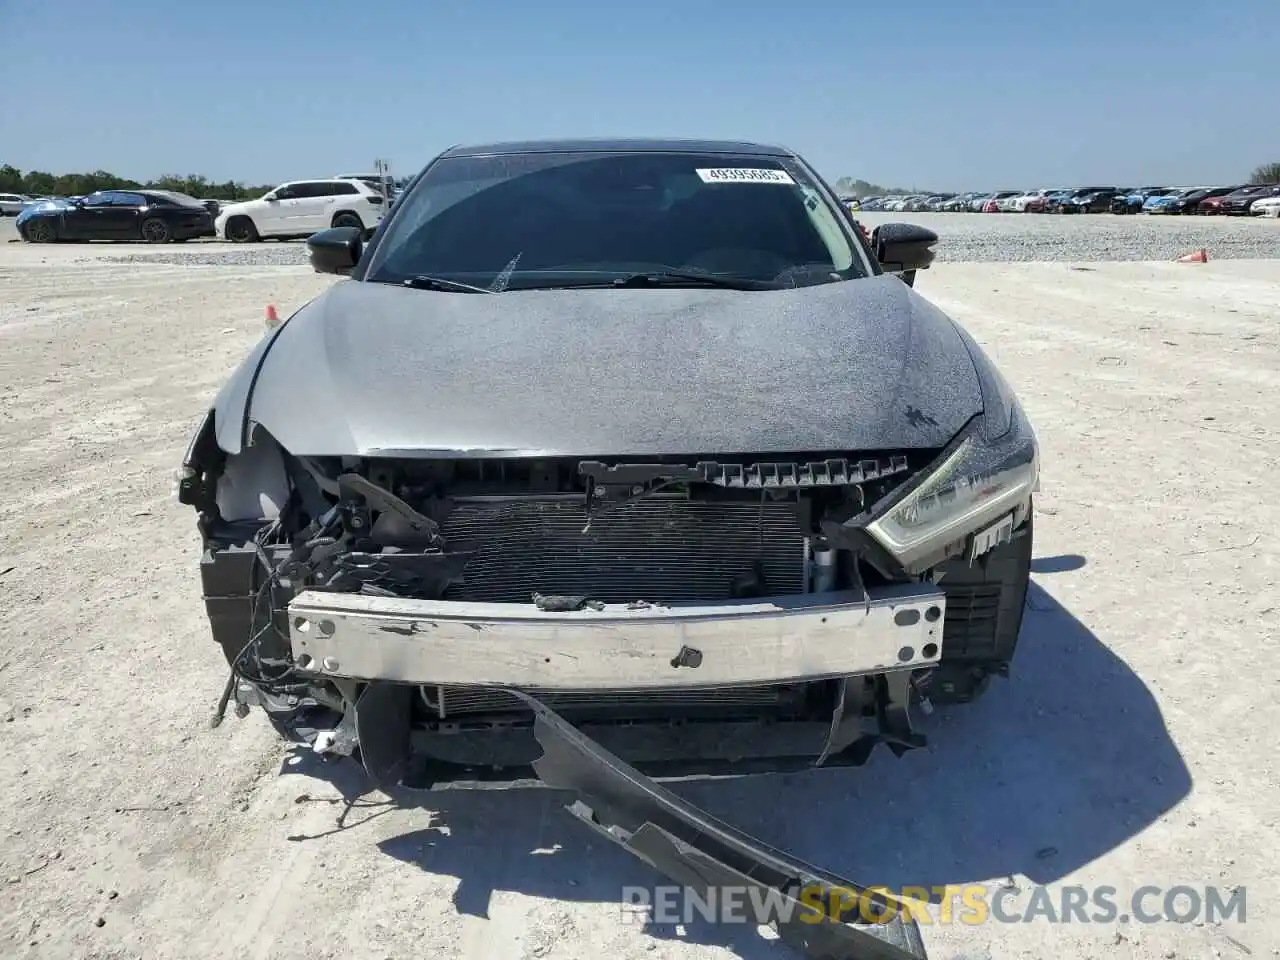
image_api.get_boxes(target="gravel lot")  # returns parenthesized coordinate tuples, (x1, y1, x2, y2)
(6, 210, 1277, 265)
(1, 223, 1278, 960)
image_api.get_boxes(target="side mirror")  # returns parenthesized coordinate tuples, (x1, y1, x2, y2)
(307, 226, 363, 276)
(872, 222, 938, 283)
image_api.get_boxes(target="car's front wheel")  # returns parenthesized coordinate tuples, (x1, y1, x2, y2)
(27, 220, 56, 243)
(225, 216, 259, 243)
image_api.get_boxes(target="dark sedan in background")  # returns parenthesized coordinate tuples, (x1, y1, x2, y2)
(1058, 188, 1121, 214)
(1147, 186, 1239, 214)
(1216, 183, 1280, 215)
(17, 189, 215, 243)
(1199, 184, 1272, 215)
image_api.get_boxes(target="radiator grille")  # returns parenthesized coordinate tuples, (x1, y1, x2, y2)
(440, 495, 807, 604)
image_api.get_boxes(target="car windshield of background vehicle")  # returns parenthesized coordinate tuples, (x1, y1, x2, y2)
(363, 151, 868, 291)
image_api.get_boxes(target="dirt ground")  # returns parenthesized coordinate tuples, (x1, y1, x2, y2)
(1, 238, 1277, 960)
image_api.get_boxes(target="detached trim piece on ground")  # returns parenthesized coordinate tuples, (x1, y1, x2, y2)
(513, 691, 930, 960)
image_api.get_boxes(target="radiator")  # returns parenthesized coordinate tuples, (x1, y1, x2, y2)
(428, 683, 798, 718)
(439, 494, 808, 604)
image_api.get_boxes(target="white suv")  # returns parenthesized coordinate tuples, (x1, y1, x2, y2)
(215, 178, 385, 242)
(0, 193, 31, 216)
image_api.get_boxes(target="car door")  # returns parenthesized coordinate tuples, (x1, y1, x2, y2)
(271, 184, 325, 236)
(258, 184, 300, 235)
(291, 181, 335, 232)
(105, 192, 148, 238)
(60, 191, 115, 239)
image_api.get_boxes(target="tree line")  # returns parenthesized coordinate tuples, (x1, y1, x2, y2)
(0, 164, 275, 201)
(833, 177, 914, 198)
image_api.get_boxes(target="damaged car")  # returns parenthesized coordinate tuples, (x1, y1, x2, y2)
(181, 138, 1039, 959)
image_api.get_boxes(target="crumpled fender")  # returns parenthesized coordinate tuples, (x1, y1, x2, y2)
(511, 691, 930, 960)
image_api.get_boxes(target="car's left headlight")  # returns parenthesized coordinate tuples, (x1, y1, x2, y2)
(866, 408, 1038, 572)
(864, 332, 1039, 573)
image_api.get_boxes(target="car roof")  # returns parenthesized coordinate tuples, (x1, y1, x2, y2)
(437, 137, 795, 159)
(283, 178, 367, 186)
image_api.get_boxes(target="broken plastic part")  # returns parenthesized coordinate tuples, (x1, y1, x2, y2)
(513, 690, 929, 960)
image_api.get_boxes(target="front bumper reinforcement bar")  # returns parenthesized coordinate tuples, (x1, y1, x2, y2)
(511, 690, 930, 960)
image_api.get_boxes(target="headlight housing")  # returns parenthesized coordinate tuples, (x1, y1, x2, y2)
(866, 408, 1038, 573)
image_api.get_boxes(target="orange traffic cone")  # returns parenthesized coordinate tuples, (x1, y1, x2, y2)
(1175, 248, 1208, 263)
(265, 304, 280, 328)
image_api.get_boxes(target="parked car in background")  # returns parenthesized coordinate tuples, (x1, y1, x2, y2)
(1069, 189, 1121, 213)
(1048, 188, 1112, 213)
(1199, 184, 1270, 215)
(1218, 183, 1280, 215)
(0, 193, 32, 216)
(334, 173, 395, 196)
(1250, 195, 1280, 217)
(983, 191, 1021, 212)
(940, 192, 976, 211)
(215, 178, 386, 242)
(17, 189, 215, 243)
(1144, 187, 1214, 214)
(1011, 189, 1053, 212)
(1111, 187, 1177, 214)
(1023, 189, 1071, 213)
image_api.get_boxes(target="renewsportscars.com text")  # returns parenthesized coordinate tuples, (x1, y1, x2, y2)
(621, 884, 1246, 927)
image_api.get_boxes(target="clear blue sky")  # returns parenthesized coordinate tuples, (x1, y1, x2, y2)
(2, 0, 1276, 190)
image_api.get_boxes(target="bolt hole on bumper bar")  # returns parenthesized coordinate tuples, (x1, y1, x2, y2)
(287, 583, 945, 688)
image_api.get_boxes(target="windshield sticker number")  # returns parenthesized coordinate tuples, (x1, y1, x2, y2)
(695, 168, 795, 185)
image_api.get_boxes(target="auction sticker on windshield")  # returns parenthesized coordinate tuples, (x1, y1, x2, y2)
(696, 168, 795, 185)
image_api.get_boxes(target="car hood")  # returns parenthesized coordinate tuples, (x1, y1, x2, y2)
(215, 201, 253, 217)
(231, 275, 984, 458)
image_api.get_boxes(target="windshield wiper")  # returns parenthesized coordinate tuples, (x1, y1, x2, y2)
(402, 275, 495, 294)
(517, 271, 776, 292)
(611, 271, 777, 291)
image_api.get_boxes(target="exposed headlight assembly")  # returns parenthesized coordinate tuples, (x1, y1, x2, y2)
(865, 404, 1038, 574)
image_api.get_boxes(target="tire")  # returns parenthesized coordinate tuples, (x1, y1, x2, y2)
(225, 216, 259, 243)
(27, 219, 56, 243)
(332, 211, 364, 231)
(140, 218, 170, 243)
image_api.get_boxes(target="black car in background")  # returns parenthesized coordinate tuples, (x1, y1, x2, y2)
(18, 189, 215, 243)
(1218, 183, 1280, 215)
(1046, 187, 1110, 213)
(1058, 187, 1119, 214)
(1109, 186, 1175, 214)
(1161, 186, 1238, 214)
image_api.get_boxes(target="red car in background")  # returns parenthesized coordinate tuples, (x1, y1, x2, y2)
(1195, 185, 1277, 215)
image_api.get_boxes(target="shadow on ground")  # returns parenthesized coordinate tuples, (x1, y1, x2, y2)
(280, 566, 1190, 958)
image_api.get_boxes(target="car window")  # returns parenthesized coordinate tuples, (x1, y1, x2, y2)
(365, 150, 867, 290)
(273, 184, 300, 200)
(148, 191, 203, 207)
(329, 181, 359, 195)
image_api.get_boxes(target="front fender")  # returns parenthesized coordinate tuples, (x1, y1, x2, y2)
(211, 311, 299, 454)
